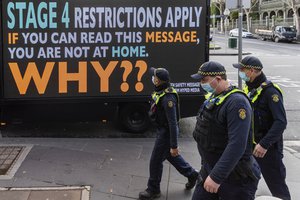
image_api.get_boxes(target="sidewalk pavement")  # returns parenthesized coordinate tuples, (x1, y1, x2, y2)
(0, 137, 300, 200)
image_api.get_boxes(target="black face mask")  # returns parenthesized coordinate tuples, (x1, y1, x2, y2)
(246, 71, 266, 90)
(154, 82, 170, 92)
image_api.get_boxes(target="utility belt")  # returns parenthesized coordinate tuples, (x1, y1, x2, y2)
(198, 159, 259, 185)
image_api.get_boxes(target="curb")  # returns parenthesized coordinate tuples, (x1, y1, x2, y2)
(210, 51, 252, 56)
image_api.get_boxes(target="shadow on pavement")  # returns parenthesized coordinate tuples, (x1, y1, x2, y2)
(0, 121, 156, 138)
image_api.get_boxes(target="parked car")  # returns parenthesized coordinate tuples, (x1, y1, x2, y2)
(229, 28, 253, 38)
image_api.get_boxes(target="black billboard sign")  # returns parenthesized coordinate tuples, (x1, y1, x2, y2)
(2, 0, 208, 98)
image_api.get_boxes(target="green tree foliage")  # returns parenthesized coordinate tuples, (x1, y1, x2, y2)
(230, 11, 238, 20)
(211, 4, 219, 15)
(250, 12, 259, 20)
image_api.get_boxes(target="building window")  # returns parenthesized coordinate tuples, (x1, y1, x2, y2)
(270, 11, 276, 18)
(277, 10, 284, 18)
(287, 9, 293, 18)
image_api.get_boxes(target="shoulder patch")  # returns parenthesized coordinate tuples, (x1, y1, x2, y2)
(272, 94, 279, 102)
(238, 108, 246, 120)
(168, 101, 174, 108)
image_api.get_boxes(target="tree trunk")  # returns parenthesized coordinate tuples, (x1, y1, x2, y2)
(246, 12, 250, 32)
(220, 7, 224, 33)
(220, 18, 224, 33)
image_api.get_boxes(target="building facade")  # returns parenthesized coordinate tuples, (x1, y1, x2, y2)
(259, 0, 300, 21)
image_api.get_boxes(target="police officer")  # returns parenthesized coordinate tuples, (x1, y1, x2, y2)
(139, 67, 198, 200)
(191, 61, 260, 200)
(233, 56, 291, 200)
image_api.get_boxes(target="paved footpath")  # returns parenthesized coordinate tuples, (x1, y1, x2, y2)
(0, 137, 300, 200)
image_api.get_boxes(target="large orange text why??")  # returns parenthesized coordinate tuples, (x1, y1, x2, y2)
(8, 60, 148, 95)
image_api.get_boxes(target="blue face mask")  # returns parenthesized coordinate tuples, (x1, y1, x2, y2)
(239, 71, 250, 82)
(201, 83, 215, 93)
(201, 77, 216, 93)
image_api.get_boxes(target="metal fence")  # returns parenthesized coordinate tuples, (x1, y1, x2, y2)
(246, 17, 297, 33)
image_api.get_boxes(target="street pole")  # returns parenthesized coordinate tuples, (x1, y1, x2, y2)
(225, 18, 227, 53)
(224, 8, 230, 53)
(238, 0, 243, 89)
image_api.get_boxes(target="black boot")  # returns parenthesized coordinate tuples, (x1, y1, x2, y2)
(185, 171, 199, 190)
(139, 189, 161, 200)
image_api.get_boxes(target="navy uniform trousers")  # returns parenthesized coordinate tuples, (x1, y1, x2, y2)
(147, 127, 196, 193)
(256, 144, 291, 200)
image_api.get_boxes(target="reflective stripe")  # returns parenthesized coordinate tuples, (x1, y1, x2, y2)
(152, 87, 180, 122)
(243, 81, 282, 144)
(152, 87, 178, 105)
(243, 82, 282, 103)
(152, 92, 165, 105)
(252, 113, 256, 145)
(204, 88, 246, 107)
(215, 88, 243, 105)
(205, 92, 212, 100)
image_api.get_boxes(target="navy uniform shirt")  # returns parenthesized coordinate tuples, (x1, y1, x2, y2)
(254, 86, 287, 149)
(199, 92, 253, 184)
(160, 93, 179, 149)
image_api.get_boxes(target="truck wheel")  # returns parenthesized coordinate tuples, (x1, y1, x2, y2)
(119, 103, 150, 133)
(274, 37, 279, 43)
(261, 37, 266, 41)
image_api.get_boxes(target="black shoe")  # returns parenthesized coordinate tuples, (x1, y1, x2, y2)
(185, 171, 199, 190)
(139, 189, 161, 200)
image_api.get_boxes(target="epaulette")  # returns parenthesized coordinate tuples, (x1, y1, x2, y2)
(164, 87, 173, 93)
(261, 80, 272, 89)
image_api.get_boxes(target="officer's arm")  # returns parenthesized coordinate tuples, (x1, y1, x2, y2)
(162, 94, 179, 149)
(210, 95, 252, 184)
(259, 88, 287, 149)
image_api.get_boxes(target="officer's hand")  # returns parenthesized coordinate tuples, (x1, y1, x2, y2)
(170, 148, 179, 157)
(203, 176, 220, 193)
(253, 143, 267, 158)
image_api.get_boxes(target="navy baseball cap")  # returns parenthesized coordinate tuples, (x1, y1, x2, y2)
(149, 67, 170, 82)
(191, 61, 226, 80)
(233, 56, 263, 70)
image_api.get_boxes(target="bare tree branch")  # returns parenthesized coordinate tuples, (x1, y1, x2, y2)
(211, 0, 226, 32)
(243, 0, 260, 32)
